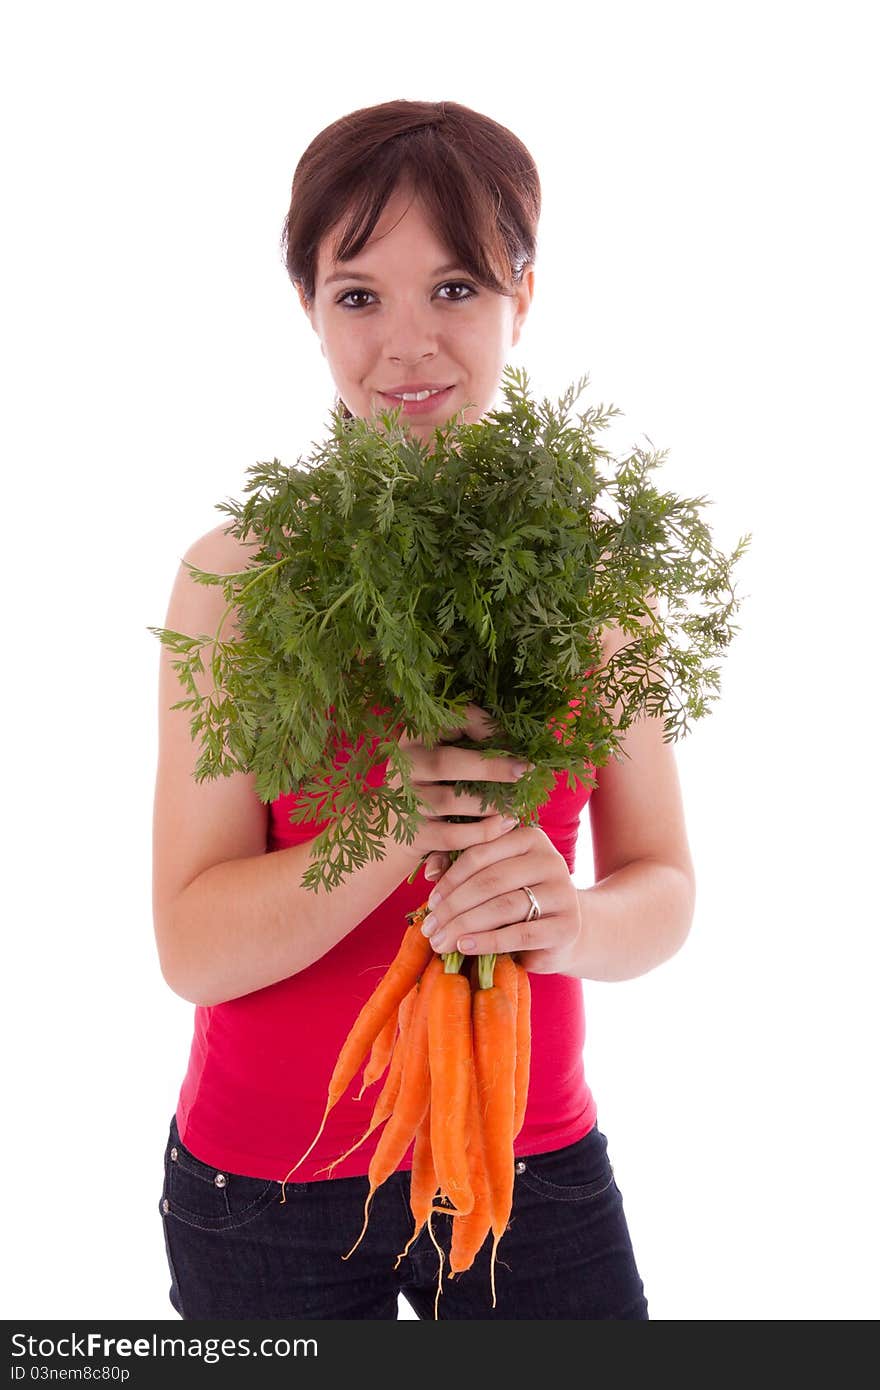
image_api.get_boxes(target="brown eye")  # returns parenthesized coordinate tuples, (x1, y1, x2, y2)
(337, 289, 375, 310)
(438, 282, 477, 302)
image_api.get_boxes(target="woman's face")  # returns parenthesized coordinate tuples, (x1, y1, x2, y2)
(299, 183, 534, 443)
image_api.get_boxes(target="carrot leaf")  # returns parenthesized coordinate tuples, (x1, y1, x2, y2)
(150, 364, 750, 893)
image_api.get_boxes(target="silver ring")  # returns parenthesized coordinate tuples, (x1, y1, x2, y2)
(521, 885, 542, 922)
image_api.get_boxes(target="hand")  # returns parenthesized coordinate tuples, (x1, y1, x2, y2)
(418, 823, 583, 975)
(386, 702, 532, 865)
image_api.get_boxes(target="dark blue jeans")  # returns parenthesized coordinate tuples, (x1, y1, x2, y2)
(158, 1112, 649, 1319)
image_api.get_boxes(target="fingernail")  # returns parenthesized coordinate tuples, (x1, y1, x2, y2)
(502, 816, 519, 829)
(427, 889, 442, 909)
(457, 937, 476, 953)
(424, 867, 440, 880)
(421, 913, 438, 935)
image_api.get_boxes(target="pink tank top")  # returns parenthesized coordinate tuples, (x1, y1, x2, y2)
(175, 691, 599, 1182)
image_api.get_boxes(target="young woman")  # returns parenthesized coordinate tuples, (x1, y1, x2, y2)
(153, 98, 695, 1320)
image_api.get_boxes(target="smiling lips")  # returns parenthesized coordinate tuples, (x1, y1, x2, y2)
(380, 383, 452, 399)
(377, 385, 455, 415)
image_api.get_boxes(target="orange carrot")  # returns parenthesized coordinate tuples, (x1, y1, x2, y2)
(280, 916, 433, 1196)
(356, 1008, 398, 1100)
(394, 1103, 439, 1268)
(512, 961, 531, 1141)
(449, 1044, 492, 1277)
(428, 967, 475, 1217)
(492, 952, 519, 1017)
(343, 954, 442, 1259)
(472, 981, 517, 1308)
(315, 983, 417, 1176)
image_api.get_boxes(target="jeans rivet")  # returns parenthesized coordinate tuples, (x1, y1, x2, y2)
(170, 1147, 178, 1161)
(515, 1160, 526, 1175)
(214, 1172, 227, 1188)
(162, 1198, 170, 1213)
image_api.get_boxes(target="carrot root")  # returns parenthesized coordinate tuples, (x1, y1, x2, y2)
(426, 1207, 444, 1320)
(279, 1098, 331, 1203)
(356, 1008, 399, 1099)
(393, 1230, 418, 1270)
(313, 1109, 385, 1177)
(489, 1230, 500, 1309)
(394, 1201, 464, 1265)
(313, 1135, 371, 1178)
(341, 1188, 375, 1261)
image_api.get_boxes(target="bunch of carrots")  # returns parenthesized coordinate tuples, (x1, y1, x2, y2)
(279, 899, 531, 1314)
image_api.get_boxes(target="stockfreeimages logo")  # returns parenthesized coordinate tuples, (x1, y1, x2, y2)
(10, 1331, 318, 1367)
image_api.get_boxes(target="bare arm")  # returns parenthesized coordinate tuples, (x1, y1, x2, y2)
(165, 834, 425, 1006)
(561, 587, 696, 980)
(566, 861, 695, 981)
(152, 524, 523, 1006)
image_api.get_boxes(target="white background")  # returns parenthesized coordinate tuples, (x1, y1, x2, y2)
(3, 0, 877, 1323)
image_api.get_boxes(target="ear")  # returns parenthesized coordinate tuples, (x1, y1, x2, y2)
(296, 284, 324, 353)
(295, 281, 315, 323)
(510, 265, 535, 347)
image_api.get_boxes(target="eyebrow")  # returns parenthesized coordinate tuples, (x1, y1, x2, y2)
(323, 261, 466, 287)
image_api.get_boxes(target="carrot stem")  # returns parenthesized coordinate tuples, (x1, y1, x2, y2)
(407, 856, 429, 886)
(444, 951, 465, 974)
(477, 952, 497, 990)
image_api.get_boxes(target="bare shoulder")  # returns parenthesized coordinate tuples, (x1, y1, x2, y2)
(182, 519, 263, 574)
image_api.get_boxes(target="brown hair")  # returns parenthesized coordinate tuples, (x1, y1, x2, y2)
(280, 99, 541, 419)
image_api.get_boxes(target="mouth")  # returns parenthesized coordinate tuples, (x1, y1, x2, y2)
(378, 385, 455, 417)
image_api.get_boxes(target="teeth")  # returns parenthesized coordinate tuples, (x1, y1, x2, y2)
(391, 388, 445, 401)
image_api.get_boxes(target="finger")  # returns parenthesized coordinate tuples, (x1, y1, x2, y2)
(421, 783, 517, 818)
(439, 916, 560, 960)
(421, 748, 529, 786)
(422, 852, 450, 882)
(424, 873, 552, 955)
(411, 780, 496, 820)
(436, 701, 499, 743)
(422, 824, 531, 906)
(425, 812, 520, 854)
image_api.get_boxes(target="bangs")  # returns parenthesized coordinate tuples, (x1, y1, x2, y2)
(328, 145, 521, 298)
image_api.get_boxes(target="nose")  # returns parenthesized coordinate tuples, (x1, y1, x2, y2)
(383, 297, 440, 366)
